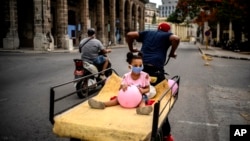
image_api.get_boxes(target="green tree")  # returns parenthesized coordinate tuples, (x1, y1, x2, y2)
(174, 0, 249, 42)
(166, 9, 182, 24)
(175, 0, 206, 22)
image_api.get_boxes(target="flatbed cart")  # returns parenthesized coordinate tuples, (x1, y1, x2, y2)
(49, 68, 180, 141)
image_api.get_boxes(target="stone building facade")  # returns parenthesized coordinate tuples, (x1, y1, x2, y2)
(158, 0, 178, 17)
(0, 0, 149, 51)
(144, 2, 158, 24)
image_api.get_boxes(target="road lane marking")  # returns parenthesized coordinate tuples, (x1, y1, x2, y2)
(178, 120, 219, 127)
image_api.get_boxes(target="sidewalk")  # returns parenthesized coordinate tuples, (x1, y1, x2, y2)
(197, 43, 250, 61)
(0, 48, 78, 54)
(1, 43, 250, 61)
(0, 44, 127, 54)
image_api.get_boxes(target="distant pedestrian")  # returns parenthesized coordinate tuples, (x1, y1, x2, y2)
(205, 29, 211, 49)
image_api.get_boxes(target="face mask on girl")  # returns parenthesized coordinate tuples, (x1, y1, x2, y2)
(130, 65, 144, 74)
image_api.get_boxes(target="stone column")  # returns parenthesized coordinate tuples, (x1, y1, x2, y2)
(33, 0, 54, 51)
(134, 5, 138, 31)
(139, 7, 144, 31)
(96, 0, 105, 43)
(3, 0, 19, 49)
(80, 0, 89, 39)
(119, 0, 125, 44)
(126, 2, 132, 33)
(109, 0, 116, 45)
(45, 0, 54, 51)
(138, 6, 143, 32)
(56, 0, 70, 49)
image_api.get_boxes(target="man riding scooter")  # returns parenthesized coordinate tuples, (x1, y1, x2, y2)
(79, 28, 111, 80)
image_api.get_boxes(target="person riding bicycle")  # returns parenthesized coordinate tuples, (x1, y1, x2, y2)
(126, 22, 180, 141)
(79, 28, 111, 80)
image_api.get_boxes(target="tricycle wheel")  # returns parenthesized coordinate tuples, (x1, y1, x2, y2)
(76, 79, 88, 99)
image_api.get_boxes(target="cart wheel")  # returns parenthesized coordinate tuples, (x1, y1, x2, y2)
(76, 79, 89, 99)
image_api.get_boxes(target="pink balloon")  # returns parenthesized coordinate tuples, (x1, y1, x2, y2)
(117, 85, 142, 108)
(168, 79, 178, 96)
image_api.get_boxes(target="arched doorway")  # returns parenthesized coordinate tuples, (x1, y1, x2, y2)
(0, 1, 7, 48)
(17, 0, 34, 48)
(68, 10, 76, 45)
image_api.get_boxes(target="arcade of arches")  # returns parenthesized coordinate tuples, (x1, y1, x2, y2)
(0, 0, 147, 50)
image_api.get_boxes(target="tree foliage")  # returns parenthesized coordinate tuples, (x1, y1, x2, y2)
(173, 0, 249, 39)
(175, 0, 206, 22)
(166, 9, 182, 24)
(174, 0, 249, 24)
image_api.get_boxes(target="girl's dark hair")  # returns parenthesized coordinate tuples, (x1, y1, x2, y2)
(126, 52, 143, 64)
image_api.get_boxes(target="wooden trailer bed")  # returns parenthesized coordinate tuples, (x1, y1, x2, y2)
(50, 72, 179, 141)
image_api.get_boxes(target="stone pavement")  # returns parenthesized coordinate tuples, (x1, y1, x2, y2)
(196, 43, 250, 61)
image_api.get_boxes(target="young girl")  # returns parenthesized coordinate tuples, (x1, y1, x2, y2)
(88, 52, 153, 115)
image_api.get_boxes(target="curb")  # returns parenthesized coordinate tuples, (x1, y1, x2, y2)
(205, 53, 250, 60)
(0, 49, 78, 54)
(197, 46, 250, 61)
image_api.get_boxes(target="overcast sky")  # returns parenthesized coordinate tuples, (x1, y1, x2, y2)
(150, 0, 162, 7)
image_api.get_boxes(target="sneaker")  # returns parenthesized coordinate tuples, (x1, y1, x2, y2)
(164, 134, 174, 141)
(99, 74, 106, 80)
(88, 99, 105, 109)
(136, 106, 153, 115)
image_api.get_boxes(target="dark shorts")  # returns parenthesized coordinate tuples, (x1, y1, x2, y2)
(93, 55, 106, 64)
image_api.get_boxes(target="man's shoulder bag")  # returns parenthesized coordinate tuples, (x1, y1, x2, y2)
(79, 37, 93, 53)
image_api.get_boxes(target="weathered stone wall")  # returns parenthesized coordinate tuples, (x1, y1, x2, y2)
(3, 0, 19, 49)
(1, 0, 147, 50)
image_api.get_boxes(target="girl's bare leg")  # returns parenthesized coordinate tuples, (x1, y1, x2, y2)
(138, 101, 146, 107)
(88, 98, 118, 109)
(136, 101, 153, 115)
(101, 58, 109, 75)
(104, 98, 119, 107)
(88, 99, 105, 109)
